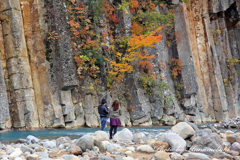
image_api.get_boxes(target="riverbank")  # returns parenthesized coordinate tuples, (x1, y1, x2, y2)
(0, 121, 240, 160)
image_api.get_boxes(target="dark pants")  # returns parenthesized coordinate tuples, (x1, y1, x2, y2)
(109, 125, 118, 139)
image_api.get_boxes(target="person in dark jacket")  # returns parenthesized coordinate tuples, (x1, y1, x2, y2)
(109, 100, 122, 139)
(98, 99, 109, 131)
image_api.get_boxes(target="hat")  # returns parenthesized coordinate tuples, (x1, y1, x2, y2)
(101, 99, 107, 104)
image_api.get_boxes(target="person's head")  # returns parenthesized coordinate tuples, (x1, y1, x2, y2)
(112, 100, 119, 111)
(101, 99, 107, 106)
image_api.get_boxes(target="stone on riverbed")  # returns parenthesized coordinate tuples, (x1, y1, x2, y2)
(230, 142, 240, 153)
(9, 150, 23, 159)
(61, 154, 79, 160)
(26, 135, 40, 144)
(21, 145, 33, 153)
(26, 154, 40, 160)
(67, 145, 82, 155)
(92, 131, 109, 141)
(56, 137, 71, 147)
(165, 132, 186, 154)
(182, 152, 210, 160)
(136, 145, 154, 153)
(153, 151, 170, 160)
(75, 135, 94, 152)
(113, 128, 133, 142)
(171, 122, 195, 139)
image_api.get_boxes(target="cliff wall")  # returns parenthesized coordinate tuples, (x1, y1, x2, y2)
(1, 0, 240, 129)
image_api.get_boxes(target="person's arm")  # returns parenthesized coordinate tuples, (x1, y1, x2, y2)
(104, 106, 109, 114)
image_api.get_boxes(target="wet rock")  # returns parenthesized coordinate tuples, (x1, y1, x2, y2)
(75, 135, 94, 152)
(26, 135, 39, 144)
(113, 128, 133, 142)
(154, 151, 170, 160)
(92, 131, 109, 141)
(182, 152, 210, 160)
(165, 132, 186, 154)
(171, 122, 195, 139)
(136, 145, 154, 153)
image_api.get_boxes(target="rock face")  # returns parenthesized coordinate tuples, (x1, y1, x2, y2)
(1, 0, 240, 129)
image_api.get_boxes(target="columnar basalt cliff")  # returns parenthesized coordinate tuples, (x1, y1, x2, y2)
(1, 0, 240, 130)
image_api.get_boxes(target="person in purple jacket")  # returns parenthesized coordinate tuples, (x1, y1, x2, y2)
(98, 99, 109, 131)
(109, 100, 122, 139)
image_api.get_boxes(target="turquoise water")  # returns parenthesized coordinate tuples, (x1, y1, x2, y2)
(0, 126, 172, 143)
(0, 123, 216, 143)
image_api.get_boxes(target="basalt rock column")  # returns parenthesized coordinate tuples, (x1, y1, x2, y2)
(0, 0, 39, 128)
(0, 22, 10, 129)
(52, 0, 78, 91)
(20, 0, 55, 128)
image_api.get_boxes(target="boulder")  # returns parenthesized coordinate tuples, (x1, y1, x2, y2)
(94, 140, 113, 152)
(136, 145, 154, 153)
(155, 134, 165, 142)
(182, 152, 210, 160)
(165, 132, 186, 154)
(195, 129, 212, 137)
(230, 142, 240, 153)
(75, 135, 94, 152)
(227, 134, 240, 143)
(26, 135, 40, 144)
(185, 121, 199, 130)
(113, 128, 133, 141)
(190, 133, 223, 150)
(56, 137, 71, 147)
(154, 151, 170, 160)
(21, 145, 33, 153)
(92, 131, 109, 141)
(26, 154, 40, 160)
(42, 140, 56, 148)
(68, 145, 82, 155)
(171, 122, 194, 139)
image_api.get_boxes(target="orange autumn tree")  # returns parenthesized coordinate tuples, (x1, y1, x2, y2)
(104, 26, 163, 84)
